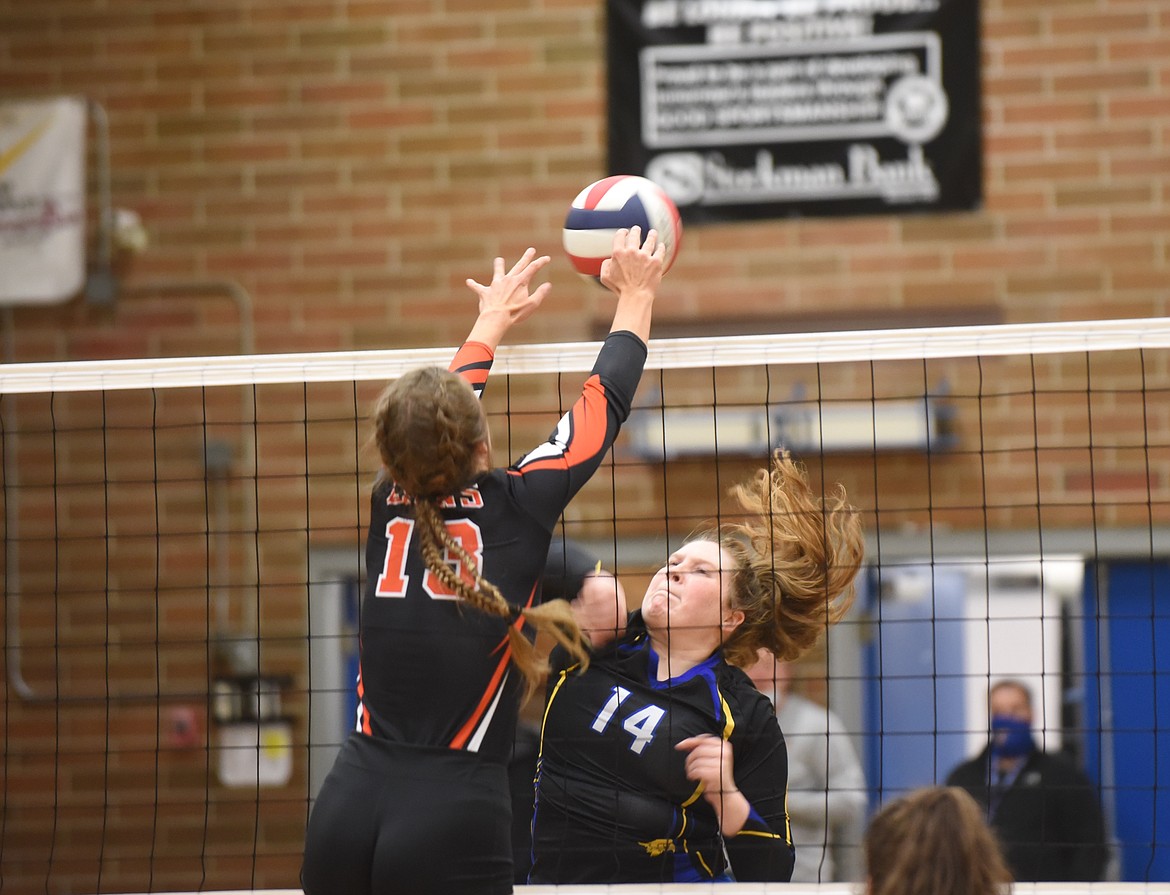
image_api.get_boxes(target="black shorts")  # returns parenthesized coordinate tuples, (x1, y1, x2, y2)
(302, 732, 513, 895)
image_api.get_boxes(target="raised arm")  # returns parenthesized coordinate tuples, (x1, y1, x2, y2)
(452, 247, 552, 394)
(601, 226, 665, 344)
(504, 230, 663, 530)
(544, 538, 628, 647)
(462, 247, 552, 352)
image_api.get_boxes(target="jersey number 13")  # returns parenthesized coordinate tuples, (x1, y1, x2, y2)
(374, 517, 484, 600)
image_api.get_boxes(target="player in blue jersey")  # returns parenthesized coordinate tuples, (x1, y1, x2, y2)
(301, 228, 665, 895)
(529, 452, 865, 884)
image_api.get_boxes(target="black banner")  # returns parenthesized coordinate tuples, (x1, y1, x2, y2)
(607, 0, 982, 222)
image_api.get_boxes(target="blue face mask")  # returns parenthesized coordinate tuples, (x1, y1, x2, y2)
(990, 714, 1035, 759)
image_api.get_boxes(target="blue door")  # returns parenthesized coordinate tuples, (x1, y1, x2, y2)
(1083, 560, 1170, 881)
(862, 563, 969, 809)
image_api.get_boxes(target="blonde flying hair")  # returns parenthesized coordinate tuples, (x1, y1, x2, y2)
(709, 449, 865, 668)
(866, 786, 1013, 895)
(372, 367, 590, 695)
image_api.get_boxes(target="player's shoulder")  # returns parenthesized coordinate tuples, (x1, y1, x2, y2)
(719, 663, 778, 724)
(458, 469, 529, 518)
(719, 660, 762, 694)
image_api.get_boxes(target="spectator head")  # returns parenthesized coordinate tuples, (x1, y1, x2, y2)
(865, 786, 1012, 895)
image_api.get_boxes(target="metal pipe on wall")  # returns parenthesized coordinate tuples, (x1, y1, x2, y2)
(2, 277, 257, 702)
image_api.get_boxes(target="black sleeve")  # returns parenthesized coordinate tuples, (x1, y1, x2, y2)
(586, 329, 646, 420)
(723, 690, 796, 882)
(506, 330, 647, 531)
(543, 538, 603, 603)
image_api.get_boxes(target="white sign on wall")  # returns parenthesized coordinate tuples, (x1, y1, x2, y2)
(0, 96, 88, 305)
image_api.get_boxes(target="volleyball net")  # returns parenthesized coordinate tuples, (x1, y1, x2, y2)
(3, 317, 1170, 893)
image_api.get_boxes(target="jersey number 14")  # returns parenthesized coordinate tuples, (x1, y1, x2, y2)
(591, 686, 666, 755)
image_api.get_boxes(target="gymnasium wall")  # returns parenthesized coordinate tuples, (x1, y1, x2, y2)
(0, 1, 1166, 359)
(1, 2, 1168, 893)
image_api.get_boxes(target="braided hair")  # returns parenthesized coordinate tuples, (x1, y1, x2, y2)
(703, 449, 864, 669)
(372, 367, 590, 695)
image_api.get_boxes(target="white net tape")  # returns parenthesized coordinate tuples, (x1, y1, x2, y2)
(3, 316, 1170, 393)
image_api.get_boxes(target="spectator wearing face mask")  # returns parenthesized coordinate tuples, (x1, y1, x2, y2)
(945, 678, 1108, 882)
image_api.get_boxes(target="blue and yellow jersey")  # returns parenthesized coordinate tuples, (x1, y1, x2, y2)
(531, 613, 795, 884)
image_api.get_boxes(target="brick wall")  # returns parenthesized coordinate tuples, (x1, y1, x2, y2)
(0, 0, 1160, 363)
(1, 1, 1168, 892)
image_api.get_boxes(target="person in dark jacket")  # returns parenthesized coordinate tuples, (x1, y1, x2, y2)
(945, 678, 1108, 881)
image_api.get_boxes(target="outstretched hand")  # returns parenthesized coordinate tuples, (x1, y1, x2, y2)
(464, 247, 553, 350)
(599, 226, 665, 298)
(602, 226, 664, 343)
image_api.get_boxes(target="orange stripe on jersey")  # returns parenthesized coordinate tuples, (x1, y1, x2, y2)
(516, 375, 608, 472)
(449, 341, 494, 391)
(449, 638, 511, 749)
(448, 583, 537, 750)
(356, 663, 372, 735)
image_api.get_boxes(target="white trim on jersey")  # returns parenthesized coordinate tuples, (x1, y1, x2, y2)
(466, 669, 510, 753)
(516, 414, 572, 467)
(354, 670, 364, 732)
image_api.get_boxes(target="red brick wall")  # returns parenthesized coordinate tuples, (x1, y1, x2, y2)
(0, 0, 1161, 364)
(1, 1, 1168, 892)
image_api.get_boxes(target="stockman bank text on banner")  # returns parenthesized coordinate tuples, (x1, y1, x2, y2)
(0, 95, 88, 305)
(608, 0, 982, 223)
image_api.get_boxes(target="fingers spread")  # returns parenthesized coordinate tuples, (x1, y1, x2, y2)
(507, 246, 536, 277)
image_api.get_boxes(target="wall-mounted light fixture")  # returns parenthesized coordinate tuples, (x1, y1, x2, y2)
(623, 389, 955, 460)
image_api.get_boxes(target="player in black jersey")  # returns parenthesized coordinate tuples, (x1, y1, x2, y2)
(301, 229, 665, 895)
(529, 453, 866, 884)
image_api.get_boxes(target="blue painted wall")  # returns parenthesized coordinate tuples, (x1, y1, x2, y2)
(1083, 560, 1170, 882)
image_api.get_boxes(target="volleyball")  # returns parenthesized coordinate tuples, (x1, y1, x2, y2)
(562, 174, 683, 281)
